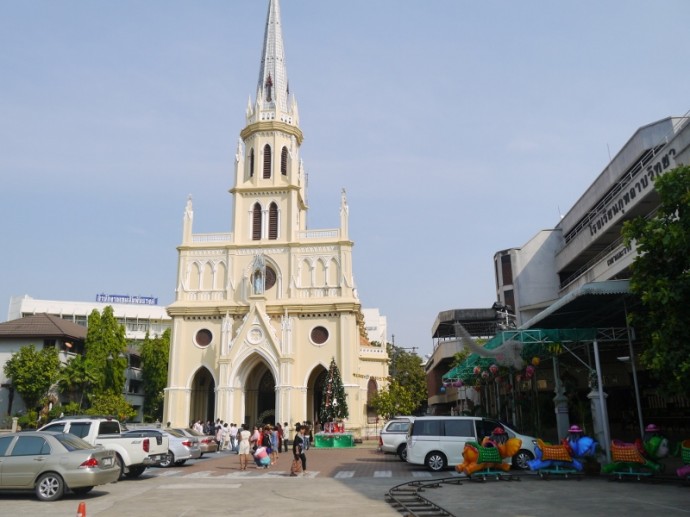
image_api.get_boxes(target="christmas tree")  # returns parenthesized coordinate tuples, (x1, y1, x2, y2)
(320, 357, 349, 422)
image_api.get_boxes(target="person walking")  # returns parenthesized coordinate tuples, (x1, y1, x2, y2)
(291, 424, 307, 476)
(229, 423, 238, 453)
(221, 422, 230, 451)
(282, 422, 289, 453)
(238, 424, 251, 471)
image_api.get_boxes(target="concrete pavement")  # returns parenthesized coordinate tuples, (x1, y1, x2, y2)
(0, 440, 688, 516)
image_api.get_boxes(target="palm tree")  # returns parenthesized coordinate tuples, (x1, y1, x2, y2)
(59, 355, 98, 409)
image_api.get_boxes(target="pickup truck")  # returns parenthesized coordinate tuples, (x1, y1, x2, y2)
(39, 416, 168, 479)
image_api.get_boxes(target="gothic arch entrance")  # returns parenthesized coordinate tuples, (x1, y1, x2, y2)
(244, 359, 276, 426)
(190, 367, 215, 424)
(307, 366, 328, 426)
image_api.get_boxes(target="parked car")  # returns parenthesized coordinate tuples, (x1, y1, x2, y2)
(123, 428, 201, 468)
(0, 431, 120, 501)
(406, 416, 538, 472)
(40, 416, 168, 479)
(379, 417, 415, 461)
(173, 428, 218, 456)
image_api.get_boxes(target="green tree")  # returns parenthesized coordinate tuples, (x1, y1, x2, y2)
(87, 393, 136, 422)
(369, 380, 417, 420)
(622, 164, 690, 394)
(369, 345, 428, 419)
(140, 328, 170, 421)
(387, 345, 427, 413)
(85, 306, 128, 397)
(58, 354, 98, 409)
(3, 345, 62, 413)
(320, 358, 349, 422)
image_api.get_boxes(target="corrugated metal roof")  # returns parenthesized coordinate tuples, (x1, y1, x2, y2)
(0, 313, 87, 340)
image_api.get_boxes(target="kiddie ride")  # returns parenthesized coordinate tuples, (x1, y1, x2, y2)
(456, 427, 522, 481)
(602, 424, 668, 481)
(527, 425, 597, 479)
(677, 440, 690, 482)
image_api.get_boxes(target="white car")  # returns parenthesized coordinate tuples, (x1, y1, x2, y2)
(406, 416, 538, 472)
(379, 418, 415, 461)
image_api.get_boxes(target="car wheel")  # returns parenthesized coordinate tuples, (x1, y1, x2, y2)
(72, 486, 94, 495)
(397, 443, 408, 462)
(512, 449, 534, 470)
(175, 460, 187, 466)
(35, 472, 65, 502)
(158, 452, 174, 468)
(125, 465, 147, 478)
(199, 453, 204, 458)
(115, 454, 125, 480)
(425, 451, 447, 472)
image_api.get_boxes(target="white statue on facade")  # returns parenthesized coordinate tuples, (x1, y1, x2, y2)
(252, 253, 266, 295)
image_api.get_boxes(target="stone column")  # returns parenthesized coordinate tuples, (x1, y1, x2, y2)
(552, 356, 570, 440)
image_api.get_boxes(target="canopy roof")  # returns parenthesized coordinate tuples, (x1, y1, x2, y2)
(442, 328, 598, 382)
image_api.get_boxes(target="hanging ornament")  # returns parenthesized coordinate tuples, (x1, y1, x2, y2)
(452, 380, 463, 388)
(489, 364, 499, 375)
(440, 386, 446, 394)
(532, 356, 540, 367)
(473, 366, 481, 375)
(481, 371, 489, 380)
(525, 365, 535, 379)
(333, 398, 338, 407)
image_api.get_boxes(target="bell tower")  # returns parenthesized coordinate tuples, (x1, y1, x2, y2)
(231, 0, 306, 245)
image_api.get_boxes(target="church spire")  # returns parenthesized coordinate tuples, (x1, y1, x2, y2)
(256, 0, 291, 118)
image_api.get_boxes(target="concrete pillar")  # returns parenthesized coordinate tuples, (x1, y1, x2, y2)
(587, 389, 609, 460)
(552, 357, 570, 440)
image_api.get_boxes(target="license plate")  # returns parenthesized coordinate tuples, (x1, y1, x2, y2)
(102, 457, 113, 467)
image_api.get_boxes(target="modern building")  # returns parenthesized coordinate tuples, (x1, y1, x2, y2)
(495, 115, 690, 327)
(163, 0, 388, 435)
(488, 114, 690, 445)
(6, 294, 172, 421)
(0, 313, 87, 420)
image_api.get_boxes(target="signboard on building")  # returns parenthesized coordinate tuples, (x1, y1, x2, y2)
(95, 294, 159, 305)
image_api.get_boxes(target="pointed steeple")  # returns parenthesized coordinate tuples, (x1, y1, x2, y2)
(253, 0, 295, 124)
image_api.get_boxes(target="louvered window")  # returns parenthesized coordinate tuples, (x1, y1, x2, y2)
(281, 147, 288, 175)
(252, 203, 262, 240)
(268, 202, 278, 240)
(263, 144, 272, 179)
(249, 148, 255, 177)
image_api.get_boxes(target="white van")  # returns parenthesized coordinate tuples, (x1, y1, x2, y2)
(406, 416, 538, 471)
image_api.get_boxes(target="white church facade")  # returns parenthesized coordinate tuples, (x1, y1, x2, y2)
(163, 0, 388, 435)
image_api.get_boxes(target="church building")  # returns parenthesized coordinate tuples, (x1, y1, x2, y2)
(163, 0, 388, 436)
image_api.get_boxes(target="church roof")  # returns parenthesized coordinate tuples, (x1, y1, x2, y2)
(257, 0, 290, 114)
(0, 313, 87, 340)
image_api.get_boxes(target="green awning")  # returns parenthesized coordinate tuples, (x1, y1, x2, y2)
(442, 328, 598, 383)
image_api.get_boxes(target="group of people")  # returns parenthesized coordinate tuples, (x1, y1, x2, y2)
(188, 418, 312, 475)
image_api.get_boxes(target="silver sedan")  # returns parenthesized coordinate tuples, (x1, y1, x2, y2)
(0, 431, 120, 501)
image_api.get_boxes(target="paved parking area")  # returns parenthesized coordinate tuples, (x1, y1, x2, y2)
(0, 440, 688, 516)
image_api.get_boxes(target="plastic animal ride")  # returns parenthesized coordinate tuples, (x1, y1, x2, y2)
(456, 427, 522, 481)
(528, 439, 583, 479)
(676, 440, 690, 481)
(602, 440, 663, 480)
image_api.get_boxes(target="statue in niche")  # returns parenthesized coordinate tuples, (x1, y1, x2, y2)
(252, 254, 266, 295)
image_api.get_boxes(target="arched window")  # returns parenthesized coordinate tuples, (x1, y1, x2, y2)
(367, 378, 378, 424)
(252, 202, 262, 240)
(281, 146, 288, 176)
(268, 202, 278, 240)
(263, 144, 272, 179)
(249, 148, 255, 177)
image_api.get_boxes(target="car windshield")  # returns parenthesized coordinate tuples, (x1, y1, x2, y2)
(54, 433, 94, 452)
(166, 428, 186, 438)
(181, 428, 203, 437)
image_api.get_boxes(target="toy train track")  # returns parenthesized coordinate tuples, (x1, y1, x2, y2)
(385, 477, 461, 517)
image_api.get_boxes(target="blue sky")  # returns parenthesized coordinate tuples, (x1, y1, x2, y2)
(1, 0, 689, 357)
